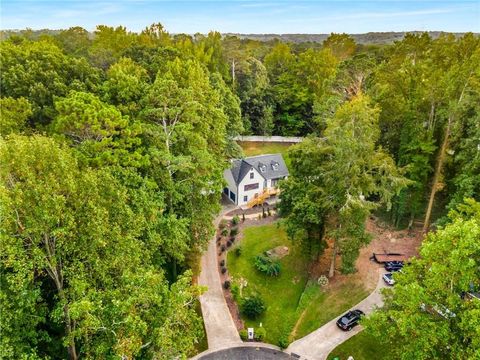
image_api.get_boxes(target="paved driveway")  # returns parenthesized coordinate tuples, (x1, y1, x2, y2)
(197, 206, 241, 350)
(287, 269, 386, 360)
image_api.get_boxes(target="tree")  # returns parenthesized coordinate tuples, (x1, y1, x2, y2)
(280, 95, 408, 276)
(236, 57, 272, 134)
(364, 199, 480, 359)
(102, 57, 150, 117)
(0, 97, 32, 135)
(423, 34, 480, 232)
(0, 135, 204, 359)
(141, 58, 229, 276)
(322, 33, 356, 61)
(0, 39, 100, 126)
(51, 91, 144, 168)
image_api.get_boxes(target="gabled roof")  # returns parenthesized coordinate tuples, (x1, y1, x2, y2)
(228, 154, 289, 185)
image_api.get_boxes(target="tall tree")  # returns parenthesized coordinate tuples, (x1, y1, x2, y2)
(364, 199, 480, 359)
(0, 135, 204, 359)
(0, 97, 32, 135)
(280, 95, 408, 276)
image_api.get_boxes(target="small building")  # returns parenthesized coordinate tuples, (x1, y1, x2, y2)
(223, 154, 289, 207)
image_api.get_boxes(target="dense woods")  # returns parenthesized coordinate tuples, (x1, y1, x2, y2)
(0, 24, 479, 359)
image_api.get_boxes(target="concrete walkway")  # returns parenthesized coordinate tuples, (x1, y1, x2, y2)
(197, 205, 242, 351)
(287, 269, 386, 360)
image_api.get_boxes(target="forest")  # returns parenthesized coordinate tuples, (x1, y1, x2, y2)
(0, 24, 479, 359)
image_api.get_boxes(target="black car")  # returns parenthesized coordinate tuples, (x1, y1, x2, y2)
(384, 261, 404, 272)
(336, 309, 365, 331)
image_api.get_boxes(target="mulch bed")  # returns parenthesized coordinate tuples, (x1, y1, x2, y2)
(216, 213, 278, 331)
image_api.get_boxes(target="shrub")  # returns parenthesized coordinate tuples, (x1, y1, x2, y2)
(255, 327, 266, 341)
(239, 329, 248, 341)
(254, 255, 281, 276)
(278, 334, 289, 349)
(221, 267, 227, 274)
(227, 240, 232, 247)
(221, 228, 229, 237)
(219, 219, 227, 229)
(220, 260, 225, 267)
(223, 280, 231, 289)
(230, 227, 238, 236)
(231, 282, 240, 301)
(241, 295, 266, 319)
(232, 215, 240, 225)
(230, 236, 236, 242)
(221, 245, 226, 252)
(217, 236, 222, 242)
(235, 246, 242, 256)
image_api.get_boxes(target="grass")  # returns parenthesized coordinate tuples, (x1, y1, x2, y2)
(190, 301, 208, 357)
(293, 280, 369, 340)
(326, 331, 389, 360)
(227, 222, 370, 347)
(227, 223, 310, 344)
(237, 141, 294, 169)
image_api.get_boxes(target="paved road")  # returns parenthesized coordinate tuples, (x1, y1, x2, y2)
(287, 269, 386, 360)
(197, 206, 241, 351)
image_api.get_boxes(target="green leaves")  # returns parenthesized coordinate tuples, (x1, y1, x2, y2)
(364, 200, 480, 359)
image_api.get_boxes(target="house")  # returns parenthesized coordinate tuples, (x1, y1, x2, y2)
(223, 154, 289, 207)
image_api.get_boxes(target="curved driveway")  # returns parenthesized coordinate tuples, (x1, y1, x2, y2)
(287, 269, 386, 360)
(197, 205, 241, 351)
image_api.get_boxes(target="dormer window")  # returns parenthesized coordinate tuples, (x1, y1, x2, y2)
(259, 163, 267, 172)
(271, 161, 279, 171)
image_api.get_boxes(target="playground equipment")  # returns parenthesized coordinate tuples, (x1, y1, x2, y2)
(246, 187, 279, 208)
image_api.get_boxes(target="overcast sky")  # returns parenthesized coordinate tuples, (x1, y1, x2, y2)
(1, 0, 479, 34)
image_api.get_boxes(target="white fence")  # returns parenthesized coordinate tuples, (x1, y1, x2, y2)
(234, 135, 303, 143)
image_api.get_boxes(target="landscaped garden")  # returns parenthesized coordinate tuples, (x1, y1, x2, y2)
(226, 220, 371, 347)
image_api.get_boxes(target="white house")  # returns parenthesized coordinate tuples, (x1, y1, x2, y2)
(223, 154, 289, 206)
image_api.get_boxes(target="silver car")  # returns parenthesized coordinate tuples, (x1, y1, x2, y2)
(383, 272, 395, 286)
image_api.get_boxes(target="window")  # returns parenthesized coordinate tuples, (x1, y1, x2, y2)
(250, 172, 254, 179)
(244, 183, 259, 191)
(243, 195, 248, 202)
(259, 164, 267, 172)
(271, 161, 279, 170)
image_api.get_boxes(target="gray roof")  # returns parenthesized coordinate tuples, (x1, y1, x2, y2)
(229, 154, 288, 185)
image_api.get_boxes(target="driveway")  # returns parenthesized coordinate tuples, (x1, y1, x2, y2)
(197, 205, 242, 350)
(286, 269, 386, 360)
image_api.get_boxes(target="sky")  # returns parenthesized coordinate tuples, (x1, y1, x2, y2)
(1, 0, 479, 34)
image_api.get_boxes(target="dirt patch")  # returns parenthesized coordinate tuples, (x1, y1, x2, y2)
(309, 217, 424, 292)
(266, 245, 289, 259)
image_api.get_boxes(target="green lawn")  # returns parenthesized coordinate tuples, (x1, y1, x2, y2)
(293, 280, 369, 340)
(227, 222, 370, 346)
(237, 141, 294, 168)
(327, 331, 388, 360)
(227, 223, 310, 344)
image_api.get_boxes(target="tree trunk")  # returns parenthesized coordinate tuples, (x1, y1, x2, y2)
(329, 239, 337, 278)
(63, 302, 78, 360)
(423, 116, 452, 233)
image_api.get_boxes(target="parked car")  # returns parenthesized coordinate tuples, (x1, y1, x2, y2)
(336, 309, 365, 331)
(385, 261, 404, 272)
(383, 272, 395, 285)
